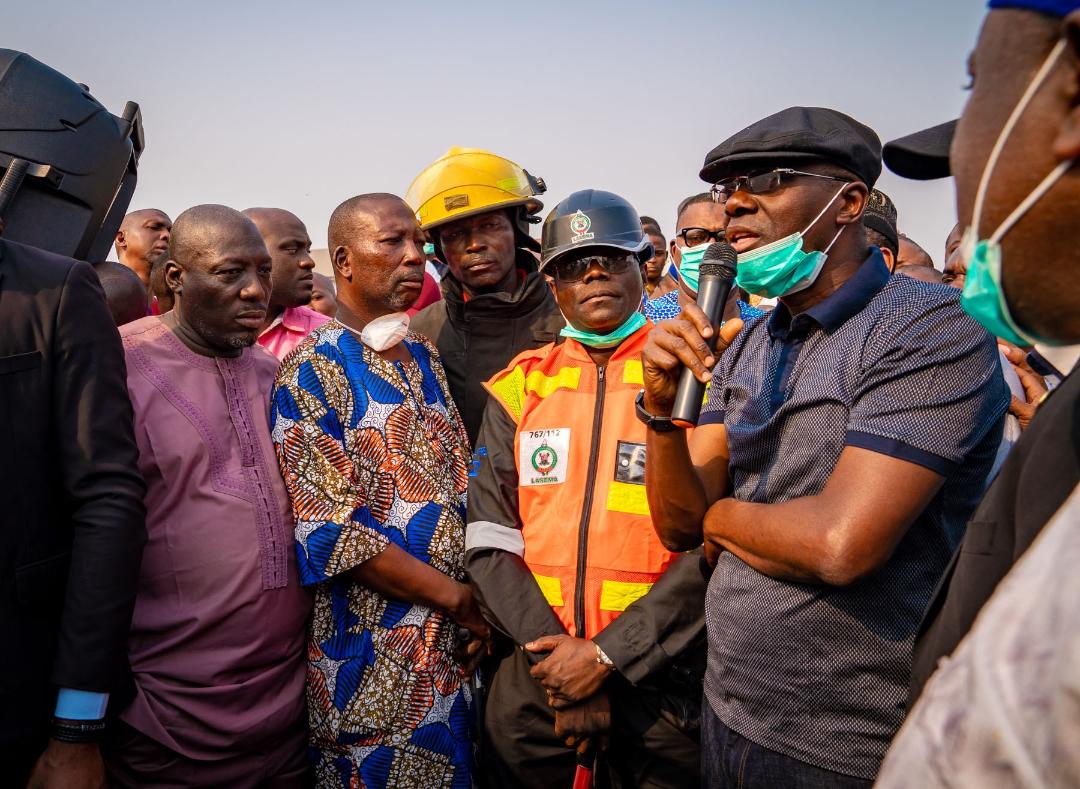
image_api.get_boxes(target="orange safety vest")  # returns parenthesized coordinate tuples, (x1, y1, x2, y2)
(483, 323, 678, 639)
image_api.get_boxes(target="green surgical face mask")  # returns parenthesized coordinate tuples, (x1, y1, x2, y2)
(959, 38, 1071, 348)
(734, 184, 848, 299)
(423, 242, 436, 257)
(560, 311, 647, 348)
(676, 242, 710, 292)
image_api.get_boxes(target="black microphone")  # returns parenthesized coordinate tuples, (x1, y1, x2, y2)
(670, 241, 738, 429)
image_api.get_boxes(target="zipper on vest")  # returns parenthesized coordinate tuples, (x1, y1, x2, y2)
(574, 364, 606, 638)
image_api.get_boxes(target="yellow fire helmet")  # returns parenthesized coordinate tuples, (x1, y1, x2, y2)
(405, 146, 546, 231)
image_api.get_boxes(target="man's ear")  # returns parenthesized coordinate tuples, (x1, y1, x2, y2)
(164, 259, 182, 295)
(880, 247, 896, 273)
(837, 182, 870, 226)
(1053, 11, 1080, 160)
(115, 229, 127, 251)
(668, 239, 682, 266)
(332, 245, 351, 280)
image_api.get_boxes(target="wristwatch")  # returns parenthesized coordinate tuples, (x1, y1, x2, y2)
(635, 390, 678, 432)
(594, 642, 616, 670)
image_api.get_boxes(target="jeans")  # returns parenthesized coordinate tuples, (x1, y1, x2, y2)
(701, 701, 873, 789)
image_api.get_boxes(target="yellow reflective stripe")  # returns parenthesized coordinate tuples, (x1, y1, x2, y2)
(606, 480, 650, 516)
(599, 579, 653, 612)
(532, 573, 564, 607)
(488, 365, 526, 422)
(622, 359, 644, 386)
(524, 366, 581, 398)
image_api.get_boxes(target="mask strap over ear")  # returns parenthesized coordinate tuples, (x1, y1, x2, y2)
(989, 158, 1073, 244)
(805, 182, 852, 250)
(971, 38, 1068, 237)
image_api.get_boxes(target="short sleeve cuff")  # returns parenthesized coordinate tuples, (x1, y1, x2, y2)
(845, 430, 957, 475)
(295, 517, 392, 586)
(698, 409, 725, 427)
(55, 689, 109, 720)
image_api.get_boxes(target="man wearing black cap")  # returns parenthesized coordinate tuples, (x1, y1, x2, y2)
(640, 106, 1009, 785)
(861, 188, 900, 271)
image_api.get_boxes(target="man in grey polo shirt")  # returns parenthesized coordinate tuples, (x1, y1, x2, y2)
(639, 107, 1009, 786)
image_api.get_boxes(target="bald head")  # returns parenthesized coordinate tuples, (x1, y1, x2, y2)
(242, 207, 315, 310)
(169, 204, 264, 270)
(328, 193, 410, 253)
(115, 208, 171, 287)
(92, 260, 147, 326)
(896, 265, 944, 285)
(896, 234, 935, 270)
(243, 207, 302, 236)
(121, 208, 171, 233)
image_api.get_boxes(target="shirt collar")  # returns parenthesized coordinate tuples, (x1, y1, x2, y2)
(767, 249, 890, 340)
(279, 306, 307, 332)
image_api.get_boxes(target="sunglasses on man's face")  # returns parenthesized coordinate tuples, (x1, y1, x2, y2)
(553, 253, 636, 283)
(710, 168, 849, 204)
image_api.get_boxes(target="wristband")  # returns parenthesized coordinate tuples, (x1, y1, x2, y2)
(635, 390, 678, 433)
(594, 643, 615, 669)
(51, 717, 107, 744)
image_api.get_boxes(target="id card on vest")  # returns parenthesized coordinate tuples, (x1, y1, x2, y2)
(520, 428, 570, 486)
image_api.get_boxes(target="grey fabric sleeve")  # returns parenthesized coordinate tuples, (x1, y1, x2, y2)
(465, 397, 567, 658)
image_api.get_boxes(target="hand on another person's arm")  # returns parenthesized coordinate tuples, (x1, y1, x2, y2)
(998, 341, 1048, 431)
(525, 635, 613, 709)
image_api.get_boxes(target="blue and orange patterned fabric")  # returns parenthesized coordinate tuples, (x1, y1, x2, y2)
(270, 322, 474, 789)
(642, 288, 766, 323)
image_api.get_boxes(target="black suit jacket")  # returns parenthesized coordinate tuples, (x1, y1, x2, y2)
(909, 366, 1079, 704)
(0, 238, 146, 750)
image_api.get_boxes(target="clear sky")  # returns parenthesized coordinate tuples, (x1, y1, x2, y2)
(7, 0, 986, 267)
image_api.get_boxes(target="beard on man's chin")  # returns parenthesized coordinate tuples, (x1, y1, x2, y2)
(387, 284, 420, 312)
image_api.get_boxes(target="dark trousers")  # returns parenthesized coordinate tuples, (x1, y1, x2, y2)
(481, 647, 699, 789)
(701, 702, 872, 789)
(103, 720, 310, 789)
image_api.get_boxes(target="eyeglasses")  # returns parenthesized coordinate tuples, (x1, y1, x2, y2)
(553, 253, 636, 283)
(710, 168, 849, 204)
(677, 228, 726, 247)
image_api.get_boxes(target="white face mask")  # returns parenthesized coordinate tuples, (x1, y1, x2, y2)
(350, 311, 410, 351)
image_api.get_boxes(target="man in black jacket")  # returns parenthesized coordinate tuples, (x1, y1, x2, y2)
(406, 147, 565, 445)
(883, 0, 1080, 707)
(0, 48, 147, 787)
(0, 235, 146, 787)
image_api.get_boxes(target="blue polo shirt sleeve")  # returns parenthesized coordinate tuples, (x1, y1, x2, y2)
(699, 362, 729, 427)
(845, 298, 1010, 475)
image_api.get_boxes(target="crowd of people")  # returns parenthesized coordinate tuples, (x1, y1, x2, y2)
(3, 0, 1079, 787)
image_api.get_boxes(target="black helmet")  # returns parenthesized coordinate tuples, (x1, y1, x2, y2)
(0, 49, 143, 261)
(540, 189, 652, 272)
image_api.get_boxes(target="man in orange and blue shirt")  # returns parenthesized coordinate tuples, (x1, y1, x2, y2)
(466, 190, 705, 789)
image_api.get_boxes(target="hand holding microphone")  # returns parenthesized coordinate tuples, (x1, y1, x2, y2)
(670, 242, 739, 428)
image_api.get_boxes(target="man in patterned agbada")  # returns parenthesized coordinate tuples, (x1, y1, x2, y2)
(271, 193, 490, 788)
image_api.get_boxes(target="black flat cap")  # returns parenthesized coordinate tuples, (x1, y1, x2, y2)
(700, 106, 883, 187)
(882, 120, 956, 180)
